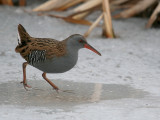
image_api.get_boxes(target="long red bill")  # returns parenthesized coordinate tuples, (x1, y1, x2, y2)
(84, 44, 101, 56)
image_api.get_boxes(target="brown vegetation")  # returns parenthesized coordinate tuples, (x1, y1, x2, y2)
(1, 0, 160, 38)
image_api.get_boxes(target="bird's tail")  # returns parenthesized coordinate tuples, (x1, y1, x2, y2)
(17, 24, 31, 45)
(15, 24, 31, 53)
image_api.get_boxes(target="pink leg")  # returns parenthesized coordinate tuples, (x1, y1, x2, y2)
(21, 62, 31, 90)
(42, 72, 59, 92)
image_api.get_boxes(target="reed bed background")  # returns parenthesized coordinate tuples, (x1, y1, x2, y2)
(1, 0, 160, 38)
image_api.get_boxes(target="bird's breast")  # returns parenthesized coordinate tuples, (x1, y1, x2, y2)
(31, 53, 78, 73)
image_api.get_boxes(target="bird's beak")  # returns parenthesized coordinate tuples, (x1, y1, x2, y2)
(84, 43, 101, 56)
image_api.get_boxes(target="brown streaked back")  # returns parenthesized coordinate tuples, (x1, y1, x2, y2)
(15, 24, 67, 63)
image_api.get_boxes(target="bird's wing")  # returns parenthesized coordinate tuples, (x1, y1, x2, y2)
(19, 38, 67, 64)
(29, 38, 67, 58)
(28, 50, 46, 65)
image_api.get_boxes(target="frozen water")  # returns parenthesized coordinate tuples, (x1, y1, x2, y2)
(0, 80, 147, 110)
(0, 2, 160, 120)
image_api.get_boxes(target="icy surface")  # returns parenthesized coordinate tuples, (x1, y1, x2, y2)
(0, 4, 160, 120)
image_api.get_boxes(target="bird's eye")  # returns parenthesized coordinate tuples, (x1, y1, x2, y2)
(79, 40, 83, 43)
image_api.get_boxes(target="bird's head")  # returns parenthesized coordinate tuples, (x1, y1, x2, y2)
(67, 34, 101, 56)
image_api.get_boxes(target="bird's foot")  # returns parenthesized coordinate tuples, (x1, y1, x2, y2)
(57, 89, 75, 94)
(53, 87, 59, 93)
(20, 81, 31, 91)
(61, 90, 75, 94)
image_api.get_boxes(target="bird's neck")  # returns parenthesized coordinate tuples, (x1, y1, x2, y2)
(65, 40, 79, 58)
(67, 46, 79, 56)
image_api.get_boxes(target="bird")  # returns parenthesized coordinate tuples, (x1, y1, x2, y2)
(15, 24, 101, 92)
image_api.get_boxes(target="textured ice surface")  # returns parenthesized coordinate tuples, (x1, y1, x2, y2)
(0, 2, 160, 120)
(0, 80, 147, 109)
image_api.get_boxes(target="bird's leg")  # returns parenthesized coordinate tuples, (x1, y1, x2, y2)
(42, 72, 59, 92)
(21, 62, 31, 90)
